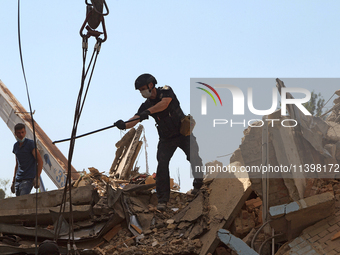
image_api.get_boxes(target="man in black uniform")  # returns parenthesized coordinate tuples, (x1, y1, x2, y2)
(114, 73, 203, 211)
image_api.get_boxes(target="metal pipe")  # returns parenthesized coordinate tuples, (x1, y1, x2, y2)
(53, 117, 140, 144)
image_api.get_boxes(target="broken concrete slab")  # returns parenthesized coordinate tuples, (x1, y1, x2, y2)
(179, 192, 203, 223)
(0, 205, 93, 225)
(0, 185, 97, 211)
(0, 244, 68, 255)
(0, 223, 54, 239)
(93, 197, 111, 216)
(299, 116, 330, 156)
(238, 118, 292, 207)
(271, 117, 305, 200)
(199, 172, 252, 255)
(188, 221, 204, 240)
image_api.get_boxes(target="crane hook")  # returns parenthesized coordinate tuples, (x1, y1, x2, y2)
(80, 0, 109, 42)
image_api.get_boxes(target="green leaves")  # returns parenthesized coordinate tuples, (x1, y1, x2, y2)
(303, 91, 325, 117)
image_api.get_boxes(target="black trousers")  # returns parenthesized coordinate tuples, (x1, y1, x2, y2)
(156, 134, 203, 203)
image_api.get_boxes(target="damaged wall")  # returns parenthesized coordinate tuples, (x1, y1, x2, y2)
(233, 87, 340, 209)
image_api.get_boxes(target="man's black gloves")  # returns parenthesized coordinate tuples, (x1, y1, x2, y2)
(139, 110, 150, 122)
(114, 120, 126, 130)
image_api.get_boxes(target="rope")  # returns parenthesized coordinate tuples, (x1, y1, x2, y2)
(17, 1, 40, 254)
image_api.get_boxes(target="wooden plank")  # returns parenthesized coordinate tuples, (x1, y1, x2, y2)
(121, 125, 143, 179)
(103, 224, 122, 242)
(131, 224, 142, 234)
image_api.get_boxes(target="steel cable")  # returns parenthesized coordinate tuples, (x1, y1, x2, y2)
(17, 1, 40, 254)
(54, 39, 102, 255)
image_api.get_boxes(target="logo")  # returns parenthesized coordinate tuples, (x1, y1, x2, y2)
(198, 84, 311, 116)
(196, 82, 222, 115)
(195, 81, 312, 128)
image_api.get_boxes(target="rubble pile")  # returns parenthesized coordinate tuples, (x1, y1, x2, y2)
(0, 165, 260, 255)
(3, 85, 340, 255)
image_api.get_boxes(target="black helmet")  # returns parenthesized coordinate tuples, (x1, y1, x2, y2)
(135, 73, 157, 90)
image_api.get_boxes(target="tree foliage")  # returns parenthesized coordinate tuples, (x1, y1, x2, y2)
(0, 179, 12, 199)
(302, 91, 325, 116)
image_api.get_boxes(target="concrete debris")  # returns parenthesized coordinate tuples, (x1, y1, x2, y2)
(270, 192, 335, 239)
(228, 84, 340, 254)
(218, 229, 258, 255)
(2, 84, 340, 255)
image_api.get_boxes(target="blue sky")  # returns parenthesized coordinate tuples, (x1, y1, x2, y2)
(1, 1, 339, 195)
